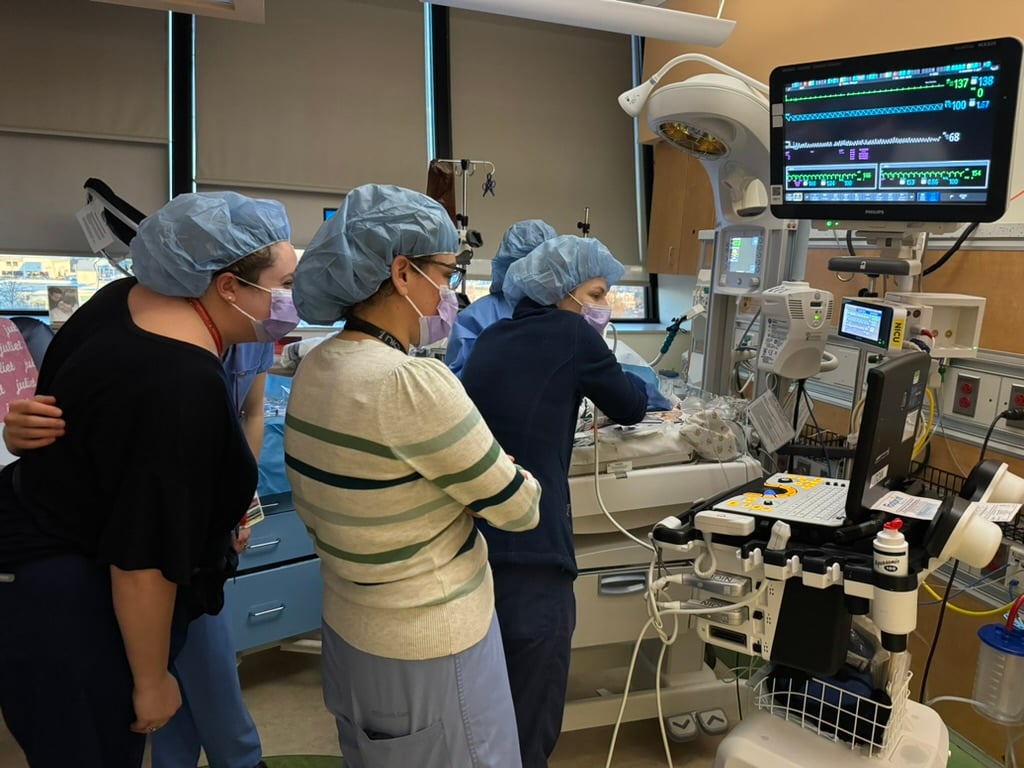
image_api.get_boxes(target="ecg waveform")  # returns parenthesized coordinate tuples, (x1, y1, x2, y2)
(879, 163, 989, 189)
(785, 166, 875, 190)
(784, 83, 946, 103)
(786, 103, 945, 121)
(785, 135, 943, 151)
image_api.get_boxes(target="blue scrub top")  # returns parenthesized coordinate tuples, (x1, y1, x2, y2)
(222, 342, 274, 414)
(447, 293, 513, 377)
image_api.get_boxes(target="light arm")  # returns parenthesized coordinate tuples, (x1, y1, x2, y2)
(619, 53, 768, 117)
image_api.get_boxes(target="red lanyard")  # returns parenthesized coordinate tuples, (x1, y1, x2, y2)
(187, 298, 224, 357)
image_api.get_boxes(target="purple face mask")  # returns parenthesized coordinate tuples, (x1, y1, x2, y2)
(407, 263, 459, 347)
(232, 278, 300, 342)
(570, 293, 612, 335)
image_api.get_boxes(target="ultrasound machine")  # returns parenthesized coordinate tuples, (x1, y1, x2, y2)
(648, 36, 1021, 767)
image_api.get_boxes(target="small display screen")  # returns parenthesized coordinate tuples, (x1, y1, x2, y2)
(727, 236, 760, 274)
(840, 302, 885, 345)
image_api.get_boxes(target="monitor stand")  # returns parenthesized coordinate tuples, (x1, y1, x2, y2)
(819, 221, 962, 294)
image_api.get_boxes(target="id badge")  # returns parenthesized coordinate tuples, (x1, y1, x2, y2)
(241, 493, 265, 528)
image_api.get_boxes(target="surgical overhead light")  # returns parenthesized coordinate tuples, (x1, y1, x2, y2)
(420, 0, 735, 47)
(619, 55, 771, 224)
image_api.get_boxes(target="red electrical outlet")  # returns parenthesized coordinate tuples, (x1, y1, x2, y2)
(952, 374, 981, 417)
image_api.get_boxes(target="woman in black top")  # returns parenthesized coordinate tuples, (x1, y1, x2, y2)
(0, 192, 297, 768)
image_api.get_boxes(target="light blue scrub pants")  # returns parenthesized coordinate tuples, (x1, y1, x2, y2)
(322, 614, 522, 768)
(153, 610, 263, 768)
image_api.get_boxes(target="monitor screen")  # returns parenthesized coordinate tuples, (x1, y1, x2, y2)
(769, 37, 1022, 223)
(847, 352, 931, 521)
(728, 236, 760, 274)
(323, 207, 337, 221)
(838, 302, 887, 347)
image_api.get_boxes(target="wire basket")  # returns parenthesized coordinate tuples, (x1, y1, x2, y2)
(799, 424, 848, 449)
(750, 666, 911, 759)
(910, 462, 965, 497)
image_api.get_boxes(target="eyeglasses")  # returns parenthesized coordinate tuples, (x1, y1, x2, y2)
(417, 258, 467, 290)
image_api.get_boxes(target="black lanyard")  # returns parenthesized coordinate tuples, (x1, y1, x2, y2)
(344, 316, 407, 354)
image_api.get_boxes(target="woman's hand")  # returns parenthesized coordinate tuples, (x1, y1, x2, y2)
(3, 395, 65, 454)
(130, 670, 181, 735)
(232, 526, 252, 553)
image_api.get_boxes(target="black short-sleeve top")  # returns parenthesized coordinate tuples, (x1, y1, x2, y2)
(0, 278, 256, 611)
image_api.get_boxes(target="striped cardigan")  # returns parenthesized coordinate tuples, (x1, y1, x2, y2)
(284, 337, 541, 660)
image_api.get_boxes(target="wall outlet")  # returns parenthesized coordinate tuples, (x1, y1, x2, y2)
(941, 368, 1000, 426)
(1006, 381, 1024, 430)
(1006, 544, 1024, 589)
(951, 373, 981, 417)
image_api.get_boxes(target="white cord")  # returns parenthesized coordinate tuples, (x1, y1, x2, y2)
(656, 580, 768, 615)
(924, 695, 987, 708)
(1007, 728, 1024, 768)
(693, 532, 718, 578)
(655, 634, 674, 768)
(604, 615, 679, 768)
(936, 412, 971, 478)
(716, 0, 726, 18)
(591, 406, 655, 552)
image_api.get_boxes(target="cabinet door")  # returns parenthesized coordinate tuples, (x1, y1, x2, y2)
(646, 140, 715, 275)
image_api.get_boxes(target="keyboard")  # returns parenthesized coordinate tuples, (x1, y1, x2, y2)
(711, 473, 849, 527)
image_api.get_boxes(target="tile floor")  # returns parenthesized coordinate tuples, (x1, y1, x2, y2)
(0, 646, 723, 768)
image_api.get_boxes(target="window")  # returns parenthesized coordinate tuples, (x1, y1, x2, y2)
(0, 255, 125, 315)
(460, 280, 652, 321)
(606, 284, 650, 321)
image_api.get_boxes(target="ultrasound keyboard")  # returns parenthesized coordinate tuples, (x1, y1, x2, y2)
(712, 473, 849, 527)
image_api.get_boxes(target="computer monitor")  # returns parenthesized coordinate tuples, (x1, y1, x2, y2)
(846, 352, 931, 520)
(769, 37, 1022, 224)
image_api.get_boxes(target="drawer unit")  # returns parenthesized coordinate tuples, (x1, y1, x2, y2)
(573, 566, 652, 649)
(223, 557, 322, 653)
(237, 508, 315, 573)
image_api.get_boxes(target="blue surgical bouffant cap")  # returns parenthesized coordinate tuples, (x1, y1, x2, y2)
(503, 235, 625, 307)
(490, 219, 556, 294)
(130, 191, 290, 298)
(294, 183, 459, 325)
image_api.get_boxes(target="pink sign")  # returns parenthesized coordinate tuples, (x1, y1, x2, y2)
(0, 319, 38, 415)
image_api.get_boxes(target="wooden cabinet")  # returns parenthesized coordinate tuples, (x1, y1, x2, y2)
(645, 140, 716, 275)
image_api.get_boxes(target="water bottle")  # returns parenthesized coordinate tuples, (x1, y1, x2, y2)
(873, 519, 908, 577)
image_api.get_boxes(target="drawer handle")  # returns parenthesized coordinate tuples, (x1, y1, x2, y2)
(250, 605, 286, 618)
(261, 502, 279, 510)
(598, 572, 647, 597)
(246, 538, 282, 552)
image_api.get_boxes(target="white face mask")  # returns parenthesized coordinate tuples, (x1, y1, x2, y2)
(406, 262, 459, 346)
(570, 293, 612, 335)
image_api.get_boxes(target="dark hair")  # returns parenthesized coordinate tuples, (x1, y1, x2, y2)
(342, 255, 435, 321)
(214, 245, 276, 284)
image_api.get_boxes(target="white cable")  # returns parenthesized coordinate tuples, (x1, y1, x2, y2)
(924, 695, 987, 708)
(656, 580, 768, 615)
(591, 407, 655, 552)
(655, 635, 674, 768)
(693, 532, 718, 578)
(604, 615, 679, 768)
(1007, 728, 1024, 768)
(936, 412, 971, 478)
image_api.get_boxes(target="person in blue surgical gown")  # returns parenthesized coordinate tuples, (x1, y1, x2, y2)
(446, 219, 555, 376)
